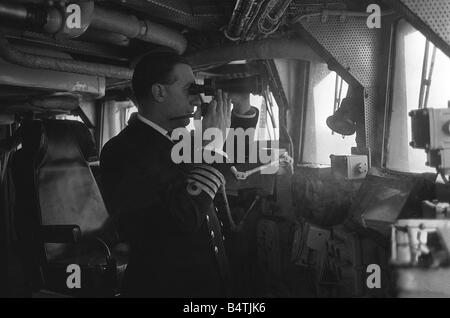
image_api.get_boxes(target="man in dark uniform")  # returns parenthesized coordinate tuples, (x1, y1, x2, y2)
(100, 51, 259, 297)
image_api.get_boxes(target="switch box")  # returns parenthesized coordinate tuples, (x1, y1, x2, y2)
(330, 155, 368, 180)
(409, 108, 450, 151)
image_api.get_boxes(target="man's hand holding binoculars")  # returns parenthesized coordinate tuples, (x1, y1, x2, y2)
(201, 89, 232, 149)
(229, 93, 252, 115)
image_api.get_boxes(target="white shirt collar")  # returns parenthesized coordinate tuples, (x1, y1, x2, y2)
(136, 113, 228, 159)
(136, 114, 172, 141)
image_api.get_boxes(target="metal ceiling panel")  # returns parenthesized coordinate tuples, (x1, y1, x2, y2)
(298, 15, 382, 87)
(388, 0, 450, 57)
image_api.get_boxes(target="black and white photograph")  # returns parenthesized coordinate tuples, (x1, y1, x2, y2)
(0, 0, 450, 303)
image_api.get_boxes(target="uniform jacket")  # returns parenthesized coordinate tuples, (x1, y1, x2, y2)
(100, 108, 259, 298)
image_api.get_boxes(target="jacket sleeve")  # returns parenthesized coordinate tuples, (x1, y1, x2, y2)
(166, 163, 225, 231)
(230, 106, 259, 130)
(223, 106, 260, 162)
(100, 140, 226, 239)
(99, 108, 259, 239)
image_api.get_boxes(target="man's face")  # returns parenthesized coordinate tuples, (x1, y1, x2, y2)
(162, 63, 200, 128)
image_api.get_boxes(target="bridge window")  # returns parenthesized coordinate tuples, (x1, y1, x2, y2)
(302, 63, 354, 166)
(55, 114, 83, 122)
(386, 19, 450, 173)
(250, 92, 279, 141)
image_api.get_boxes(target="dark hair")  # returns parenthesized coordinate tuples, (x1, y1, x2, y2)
(131, 51, 190, 107)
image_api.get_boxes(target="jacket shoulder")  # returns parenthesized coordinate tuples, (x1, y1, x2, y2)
(100, 125, 138, 164)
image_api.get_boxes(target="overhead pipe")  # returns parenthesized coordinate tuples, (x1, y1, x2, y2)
(0, 2, 28, 21)
(91, 6, 187, 54)
(226, 0, 293, 40)
(28, 95, 80, 111)
(187, 37, 323, 69)
(3, 95, 81, 113)
(0, 2, 83, 35)
(0, 2, 187, 54)
(293, 9, 397, 23)
(0, 33, 133, 80)
(257, 0, 293, 35)
(79, 29, 130, 47)
(264, 0, 293, 22)
(225, 0, 258, 40)
(108, 0, 225, 31)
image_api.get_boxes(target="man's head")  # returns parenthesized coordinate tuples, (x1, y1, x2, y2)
(132, 51, 200, 130)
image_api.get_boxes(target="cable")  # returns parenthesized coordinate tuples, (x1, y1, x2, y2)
(241, 196, 260, 223)
(0, 152, 11, 183)
(265, 89, 277, 129)
(292, 9, 396, 24)
(94, 237, 112, 259)
(220, 185, 240, 232)
(440, 171, 449, 184)
(259, 19, 282, 35)
(264, 90, 278, 141)
(263, 61, 294, 157)
(424, 45, 437, 109)
(292, 12, 321, 24)
(242, 0, 265, 39)
(223, 28, 241, 42)
(262, 93, 273, 140)
(266, 110, 273, 141)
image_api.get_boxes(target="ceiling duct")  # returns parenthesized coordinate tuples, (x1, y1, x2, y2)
(91, 6, 187, 54)
(0, 49, 106, 97)
(1, 95, 81, 113)
(0, 33, 133, 80)
(0, 1, 92, 37)
(187, 37, 322, 69)
(0, 2, 187, 54)
(107, 0, 227, 30)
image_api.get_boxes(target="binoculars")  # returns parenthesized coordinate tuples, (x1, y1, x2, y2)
(167, 76, 264, 119)
(189, 75, 264, 97)
(190, 75, 264, 116)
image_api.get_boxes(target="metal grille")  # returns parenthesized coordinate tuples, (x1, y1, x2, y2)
(400, 0, 450, 44)
(364, 87, 378, 151)
(299, 15, 381, 87)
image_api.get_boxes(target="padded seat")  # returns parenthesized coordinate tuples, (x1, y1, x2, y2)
(11, 119, 127, 297)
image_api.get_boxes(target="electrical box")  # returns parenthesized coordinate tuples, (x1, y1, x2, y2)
(409, 108, 450, 151)
(330, 155, 368, 180)
(410, 108, 450, 172)
(291, 223, 330, 267)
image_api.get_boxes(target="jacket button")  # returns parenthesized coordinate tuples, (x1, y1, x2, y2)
(206, 215, 210, 222)
(223, 235, 225, 241)
(214, 246, 219, 254)
(211, 230, 215, 239)
(220, 221, 223, 227)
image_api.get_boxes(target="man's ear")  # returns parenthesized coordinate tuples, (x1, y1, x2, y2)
(151, 83, 166, 102)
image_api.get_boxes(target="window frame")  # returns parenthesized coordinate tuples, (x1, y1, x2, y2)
(300, 62, 354, 166)
(383, 18, 450, 174)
